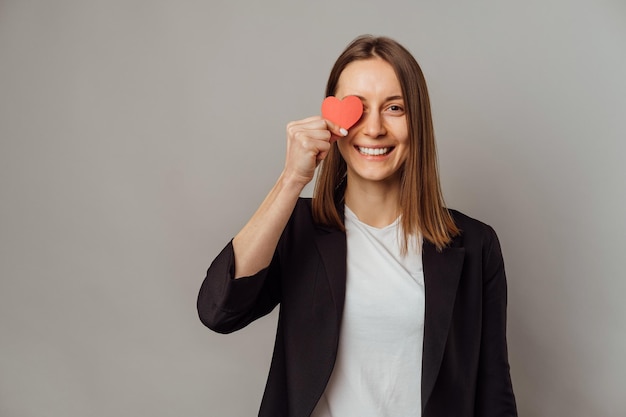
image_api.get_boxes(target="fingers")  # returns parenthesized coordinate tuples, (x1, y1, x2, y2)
(324, 119, 349, 139)
(286, 122, 331, 162)
(319, 118, 348, 144)
(284, 116, 344, 185)
(287, 116, 348, 140)
(286, 116, 346, 161)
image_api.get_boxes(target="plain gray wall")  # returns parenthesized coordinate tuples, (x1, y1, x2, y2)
(1, 0, 625, 416)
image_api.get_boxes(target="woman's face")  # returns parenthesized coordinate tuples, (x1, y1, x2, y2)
(334, 57, 409, 188)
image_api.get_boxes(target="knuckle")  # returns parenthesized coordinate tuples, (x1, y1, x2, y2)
(300, 138, 313, 150)
(293, 130, 308, 142)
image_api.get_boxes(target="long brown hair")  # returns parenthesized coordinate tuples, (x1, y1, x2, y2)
(312, 35, 459, 251)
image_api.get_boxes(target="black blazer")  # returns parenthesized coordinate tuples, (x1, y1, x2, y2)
(198, 198, 517, 417)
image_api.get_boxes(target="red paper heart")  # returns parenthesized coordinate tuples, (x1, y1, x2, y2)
(321, 96, 363, 130)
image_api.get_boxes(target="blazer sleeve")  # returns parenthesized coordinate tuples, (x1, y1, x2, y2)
(197, 240, 282, 334)
(475, 226, 518, 416)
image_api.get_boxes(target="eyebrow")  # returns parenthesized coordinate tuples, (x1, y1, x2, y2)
(353, 95, 404, 102)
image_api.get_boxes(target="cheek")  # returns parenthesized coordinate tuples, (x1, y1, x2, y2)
(395, 119, 409, 140)
(394, 125, 410, 147)
(336, 140, 352, 159)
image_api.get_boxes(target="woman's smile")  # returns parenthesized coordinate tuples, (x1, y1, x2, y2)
(355, 146, 394, 157)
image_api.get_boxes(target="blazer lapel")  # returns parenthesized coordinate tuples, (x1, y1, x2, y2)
(311, 215, 465, 413)
(313, 226, 347, 322)
(421, 240, 465, 412)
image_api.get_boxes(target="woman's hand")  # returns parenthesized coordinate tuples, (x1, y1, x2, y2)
(283, 116, 347, 187)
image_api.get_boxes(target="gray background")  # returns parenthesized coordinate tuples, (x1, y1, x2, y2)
(1, 0, 625, 416)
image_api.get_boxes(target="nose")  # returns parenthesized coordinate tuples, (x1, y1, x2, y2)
(361, 111, 387, 138)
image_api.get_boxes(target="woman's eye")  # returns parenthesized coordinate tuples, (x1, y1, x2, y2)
(388, 105, 404, 112)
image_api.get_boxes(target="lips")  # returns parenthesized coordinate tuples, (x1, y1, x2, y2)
(356, 146, 393, 156)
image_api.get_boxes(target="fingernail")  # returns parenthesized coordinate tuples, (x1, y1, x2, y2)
(339, 128, 348, 136)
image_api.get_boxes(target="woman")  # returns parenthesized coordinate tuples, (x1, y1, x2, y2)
(198, 35, 517, 417)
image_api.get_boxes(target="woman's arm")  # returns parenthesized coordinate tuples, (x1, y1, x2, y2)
(198, 117, 345, 332)
(232, 116, 345, 278)
(475, 226, 518, 416)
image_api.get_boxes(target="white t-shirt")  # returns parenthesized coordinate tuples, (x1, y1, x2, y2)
(311, 206, 425, 417)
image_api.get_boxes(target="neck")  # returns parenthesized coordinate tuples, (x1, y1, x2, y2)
(344, 176, 401, 228)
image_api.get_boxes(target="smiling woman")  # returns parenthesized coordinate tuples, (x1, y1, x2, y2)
(313, 37, 458, 251)
(197, 35, 518, 417)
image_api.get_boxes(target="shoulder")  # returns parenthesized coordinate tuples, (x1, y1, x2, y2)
(447, 208, 501, 253)
(277, 198, 316, 244)
(448, 208, 495, 235)
(282, 197, 342, 240)
(447, 209, 507, 286)
(295, 197, 313, 211)
(291, 197, 314, 223)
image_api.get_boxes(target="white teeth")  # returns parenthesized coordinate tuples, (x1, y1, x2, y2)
(358, 146, 390, 156)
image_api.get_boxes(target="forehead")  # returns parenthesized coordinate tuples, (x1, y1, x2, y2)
(335, 58, 402, 97)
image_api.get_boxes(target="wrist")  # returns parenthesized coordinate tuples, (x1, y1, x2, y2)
(278, 170, 311, 192)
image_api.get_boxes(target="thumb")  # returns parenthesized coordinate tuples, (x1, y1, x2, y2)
(324, 119, 349, 142)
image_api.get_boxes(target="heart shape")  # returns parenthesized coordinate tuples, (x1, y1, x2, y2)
(321, 95, 363, 130)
